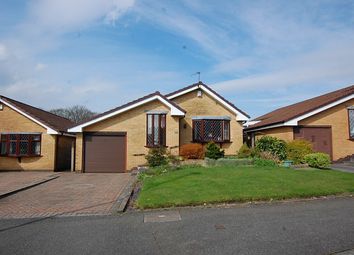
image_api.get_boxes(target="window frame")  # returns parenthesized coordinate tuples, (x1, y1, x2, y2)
(146, 113, 167, 148)
(192, 119, 231, 143)
(0, 133, 42, 157)
(348, 108, 354, 140)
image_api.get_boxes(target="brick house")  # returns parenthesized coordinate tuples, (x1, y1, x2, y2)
(245, 85, 354, 161)
(0, 96, 75, 171)
(69, 82, 250, 173)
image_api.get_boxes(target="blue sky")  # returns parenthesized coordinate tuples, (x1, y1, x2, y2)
(0, 0, 353, 118)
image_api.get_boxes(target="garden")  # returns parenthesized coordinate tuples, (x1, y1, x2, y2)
(136, 136, 354, 209)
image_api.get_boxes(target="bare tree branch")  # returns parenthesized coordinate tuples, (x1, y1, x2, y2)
(50, 105, 97, 123)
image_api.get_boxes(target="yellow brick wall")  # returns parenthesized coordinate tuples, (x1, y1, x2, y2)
(75, 133, 83, 172)
(171, 90, 244, 155)
(254, 127, 294, 141)
(76, 100, 180, 171)
(0, 104, 56, 170)
(299, 99, 354, 161)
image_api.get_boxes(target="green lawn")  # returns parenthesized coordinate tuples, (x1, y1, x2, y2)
(136, 166, 354, 209)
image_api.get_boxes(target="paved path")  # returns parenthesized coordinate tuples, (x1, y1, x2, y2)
(332, 164, 354, 173)
(0, 197, 353, 255)
(0, 173, 133, 218)
(0, 172, 58, 197)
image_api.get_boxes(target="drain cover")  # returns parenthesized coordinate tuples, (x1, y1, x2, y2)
(214, 224, 226, 230)
(144, 211, 181, 223)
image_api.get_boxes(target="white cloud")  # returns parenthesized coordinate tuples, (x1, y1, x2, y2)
(35, 63, 46, 71)
(0, 44, 8, 60)
(28, 0, 135, 33)
(0, 0, 136, 109)
(213, 36, 354, 92)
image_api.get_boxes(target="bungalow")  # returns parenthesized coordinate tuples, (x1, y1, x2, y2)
(0, 96, 75, 171)
(245, 85, 354, 161)
(68, 82, 250, 173)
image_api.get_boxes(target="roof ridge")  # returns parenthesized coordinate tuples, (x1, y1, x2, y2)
(0, 95, 74, 132)
(165, 81, 250, 118)
(254, 84, 354, 121)
(247, 84, 354, 130)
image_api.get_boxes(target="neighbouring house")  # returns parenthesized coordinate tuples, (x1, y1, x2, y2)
(245, 85, 354, 161)
(68, 82, 250, 173)
(0, 96, 75, 171)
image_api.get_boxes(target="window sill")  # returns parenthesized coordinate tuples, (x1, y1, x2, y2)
(145, 145, 168, 149)
(0, 155, 42, 158)
(192, 140, 232, 144)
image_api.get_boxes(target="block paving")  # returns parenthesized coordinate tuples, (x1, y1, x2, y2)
(0, 172, 132, 219)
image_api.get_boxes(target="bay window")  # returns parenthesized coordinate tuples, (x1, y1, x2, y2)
(0, 133, 41, 157)
(146, 113, 166, 147)
(193, 117, 231, 143)
(349, 108, 354, 139)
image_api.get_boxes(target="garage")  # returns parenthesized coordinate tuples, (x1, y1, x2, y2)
(83, 132, 127, 173)
(294, 126, 333, 159)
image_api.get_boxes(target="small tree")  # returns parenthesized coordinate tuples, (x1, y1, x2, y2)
(145, 147, 168, 167)
(205, 142, 224, 160)
(50, 105, 96, 123)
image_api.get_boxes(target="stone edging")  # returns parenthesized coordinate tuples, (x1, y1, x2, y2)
(111, 175, 137, 213)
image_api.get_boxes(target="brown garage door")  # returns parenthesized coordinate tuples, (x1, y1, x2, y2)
(294, 126, 332, 159)
(84, 132, 126, 173)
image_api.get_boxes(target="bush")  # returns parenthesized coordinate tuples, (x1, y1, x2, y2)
(180, 143, 204, 159)
(304, 153, 331, 169)
(237, 143, 252, 158)
(286, 139, 313, 164)
(145, 147, 168, 167)
(205, 142, 225, 160)
(250, 147, 261, 158)
(255, 136, 287, 160)
(254, 158, 278, 167)
(258, 151, 280, 163)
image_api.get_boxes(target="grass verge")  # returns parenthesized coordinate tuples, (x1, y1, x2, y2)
(137, 166, 354, 209)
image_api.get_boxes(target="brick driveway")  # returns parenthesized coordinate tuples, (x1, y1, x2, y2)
(0, 172, 133, 219)
(0, 172, 58, 197)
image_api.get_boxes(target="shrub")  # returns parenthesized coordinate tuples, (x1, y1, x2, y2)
(145, 147, 168, 167)
(250, 147, 260, 158)
(258, 151, 280, 163)
(304, 153, 331, 169)
(237, 143, 252, 158)
(254, 158, 278, 167)
(205, 142, 224, 160)
(180, 143, 204, 159)
(255, 136, 287, 160)
(286, 139, 313, 164)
